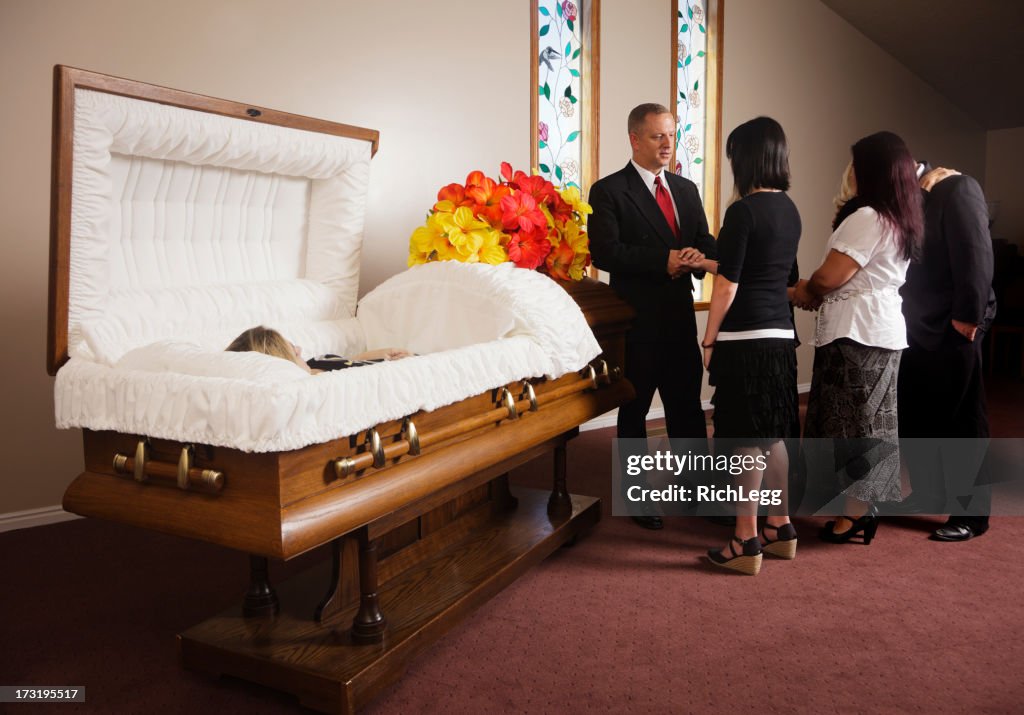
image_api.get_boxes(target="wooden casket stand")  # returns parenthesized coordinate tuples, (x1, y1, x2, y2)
(49, 66, 635, 714)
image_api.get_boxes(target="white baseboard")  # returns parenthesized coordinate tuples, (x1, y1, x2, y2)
(0, 505, 80, 533)
(580, 382, 811, 432)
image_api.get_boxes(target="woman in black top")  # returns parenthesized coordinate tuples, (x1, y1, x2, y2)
(701, 116, 802, 575)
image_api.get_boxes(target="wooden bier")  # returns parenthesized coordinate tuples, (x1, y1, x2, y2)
(50, 65, 635, 714)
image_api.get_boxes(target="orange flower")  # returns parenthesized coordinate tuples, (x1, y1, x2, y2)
(435, 183, 474, 211)
(510, 171, 558, 206)
(544, 238, 576, 280)
(465, 174, 511, 225)
(500, 191, 547, 233)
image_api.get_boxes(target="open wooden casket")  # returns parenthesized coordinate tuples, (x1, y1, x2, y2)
(48, 66, 633, 713)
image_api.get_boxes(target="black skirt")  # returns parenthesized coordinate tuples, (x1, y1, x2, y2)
(709, 338, 799, 448)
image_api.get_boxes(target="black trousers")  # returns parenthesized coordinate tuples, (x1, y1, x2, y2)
(898, 333, 990, 528)
(617, 339, 707, 439)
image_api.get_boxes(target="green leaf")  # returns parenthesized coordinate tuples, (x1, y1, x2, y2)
(679, 90, 685, 98)
(567, 131, 580, 142)
(697, 50, 705, 57)
(688, 6, 693, 19)
(539, 163, 551, 174)
(566, 41, 571, 56)
(572, 47, 581, 60)
(539, 140, 548, 149)
(678, 61, 683, 69)
(676, 129, 682, 142)
(569, 95, 577, 104)
(539, 23, 550, 36)
(564, 84, 573, 98)
(684, 55, 692, 66)
(699, 24, 706, 33)
(567, 19, 574, 32)
(569, 68, 580, 77)
(684, 123, 692, 131)
(539, 5, 550, 16)
(543, 82, 551, 99)
(694, 80, 699, 91)
(678, 10, 683, 17)
(556, 1, 562, 17)
(555, 164, 563, 180)
(568, 181, 580, 189)
(694, 157, 703, 164)
(680, 23, 688, 32)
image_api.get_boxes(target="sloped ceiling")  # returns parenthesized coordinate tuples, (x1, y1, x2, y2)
(820, 0, 1024, 130)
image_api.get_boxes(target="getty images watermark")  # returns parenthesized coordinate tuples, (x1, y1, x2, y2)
(612, 438, 1024, 518)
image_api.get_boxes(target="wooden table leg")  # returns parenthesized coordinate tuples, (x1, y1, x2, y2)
(242, 555, 279, 618)
(351, 528, 387, 644)
(547, 442, 572, 518)
(315, 535, 359, 624)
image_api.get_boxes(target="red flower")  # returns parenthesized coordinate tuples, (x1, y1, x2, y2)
(500, 191, 547, 233)
(509, 171, 558, 206)
(499, 162, 514, 182)
(507, 227, 552, 270)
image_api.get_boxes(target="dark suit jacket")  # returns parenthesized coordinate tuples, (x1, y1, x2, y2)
(588, 163, 716, 343)
(901, 174, 996, 351)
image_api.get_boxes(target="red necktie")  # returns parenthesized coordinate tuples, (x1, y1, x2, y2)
(654, 175, 679, 239)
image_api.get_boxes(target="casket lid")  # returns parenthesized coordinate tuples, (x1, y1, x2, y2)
(47, 65, 379, 375)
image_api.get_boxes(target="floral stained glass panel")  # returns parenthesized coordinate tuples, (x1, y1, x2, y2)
(674, 1, 709, 198)
(536, 0, 583, 189)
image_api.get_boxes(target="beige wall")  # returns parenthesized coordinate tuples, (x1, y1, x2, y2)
(985, 127, 1024, 246)
(0, 0, 988, 517)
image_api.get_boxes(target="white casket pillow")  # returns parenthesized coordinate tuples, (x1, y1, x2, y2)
(115, 340, 310, 383)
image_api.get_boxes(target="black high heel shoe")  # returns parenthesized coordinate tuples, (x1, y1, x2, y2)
(707, 536, 763, 575)
(819, 505, 879, 545)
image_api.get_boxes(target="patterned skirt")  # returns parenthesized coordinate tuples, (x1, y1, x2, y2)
(804, 339, 902, 502)
(709, 338, 799, 449)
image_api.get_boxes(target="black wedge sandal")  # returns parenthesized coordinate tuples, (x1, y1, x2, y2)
(760, 522, 798, 559)
(707, 536, 763, 575)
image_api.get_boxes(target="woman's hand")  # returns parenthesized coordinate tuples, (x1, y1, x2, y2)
(354, 347, 412, 361)
(789, 279, 821, 311)
(702, 345, 713, 370)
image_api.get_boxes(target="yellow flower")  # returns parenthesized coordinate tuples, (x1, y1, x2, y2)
(479, 229, 510, 265)
(408, 212, 455, 266)
(437, 206, 494, 262)
(559, 186, 593, 217)
(561, 220, 591, 281)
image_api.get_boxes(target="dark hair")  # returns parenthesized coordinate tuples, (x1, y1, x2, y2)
(627, 103, 672, 135)
(850, 131, 923, 261)
(726, 116, 790, 196)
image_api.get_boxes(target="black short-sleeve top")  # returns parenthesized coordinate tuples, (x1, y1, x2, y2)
(716, 191, 802, 333)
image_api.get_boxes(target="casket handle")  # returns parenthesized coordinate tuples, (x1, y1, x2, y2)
(597, 360, 610, 383)
(523, 383, 539, 412)
(402, 418, 421, 456)
(112, 441, 224, 493)
(501, 388, 519, 420)
(583, 364, 598, 390)
(133, 440, 148, 483)
(367, 428, 386, 468)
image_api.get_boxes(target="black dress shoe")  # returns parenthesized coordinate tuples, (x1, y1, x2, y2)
(632, 514, 664, 530)
(931, 522, 987, 542)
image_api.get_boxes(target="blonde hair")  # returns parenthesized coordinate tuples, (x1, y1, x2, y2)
(226, 326, 295, 362)
(833, 161, 857, 212)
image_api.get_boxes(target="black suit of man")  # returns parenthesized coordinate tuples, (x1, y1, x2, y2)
(898, 172, 996, 536)
(588, 163, 716, 440)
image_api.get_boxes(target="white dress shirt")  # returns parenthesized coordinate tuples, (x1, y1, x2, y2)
(630, 160, 680, 229)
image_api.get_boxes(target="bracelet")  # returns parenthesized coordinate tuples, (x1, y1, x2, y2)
(701, 341, 715, 348)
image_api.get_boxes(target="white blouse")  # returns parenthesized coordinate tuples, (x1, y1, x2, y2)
(814, 206, 910, 350)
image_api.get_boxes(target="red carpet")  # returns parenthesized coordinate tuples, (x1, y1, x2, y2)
(2, 378, 1023, 714)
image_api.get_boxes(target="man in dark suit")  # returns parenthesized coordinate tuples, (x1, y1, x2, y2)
(896, 164, 997, 541)
(588, 103, 716, 529)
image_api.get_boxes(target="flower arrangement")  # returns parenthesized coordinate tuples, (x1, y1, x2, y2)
(408, 162, 592, 281)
